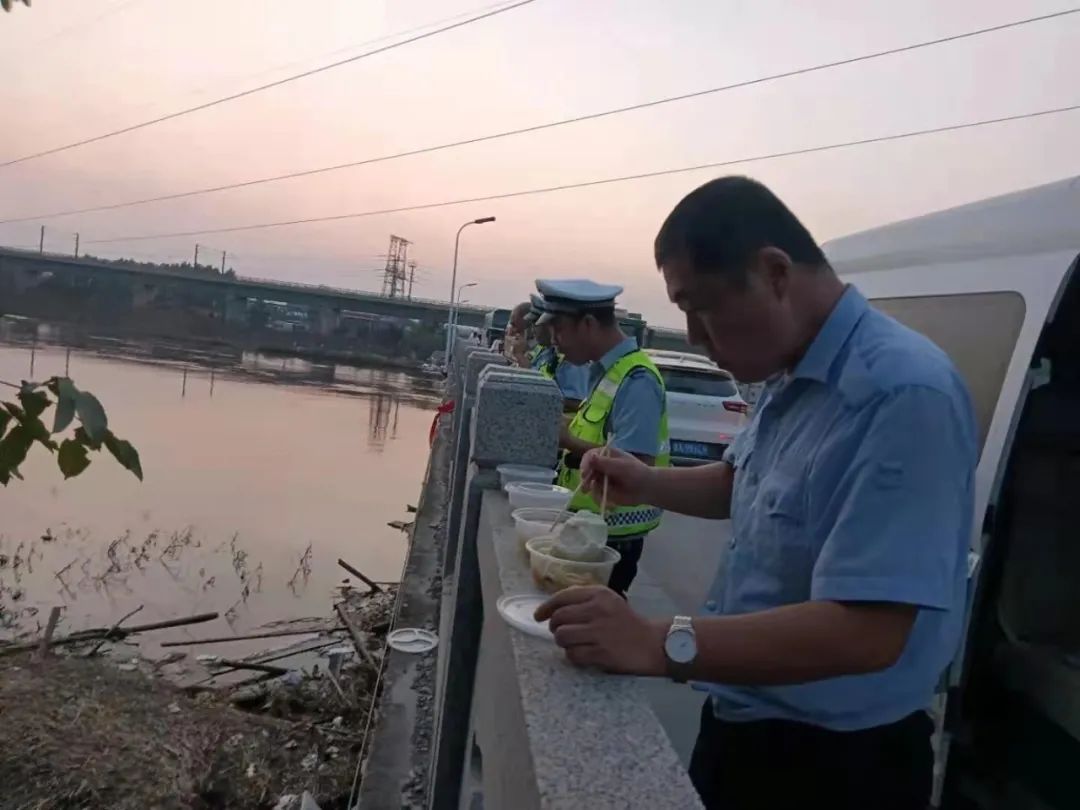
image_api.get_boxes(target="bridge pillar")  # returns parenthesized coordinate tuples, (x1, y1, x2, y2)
(315, 306, 340, 336)
(223, 294, 249, 326)
(131, 283, 161, 309)
(11, 266, 44, 294)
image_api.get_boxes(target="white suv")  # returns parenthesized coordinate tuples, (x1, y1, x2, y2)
(646, 349, 748, 466)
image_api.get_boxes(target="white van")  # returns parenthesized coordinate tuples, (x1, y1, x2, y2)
(824, 176, 1080, 809)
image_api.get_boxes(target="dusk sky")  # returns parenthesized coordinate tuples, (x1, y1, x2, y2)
(1, 0, 1077, 328)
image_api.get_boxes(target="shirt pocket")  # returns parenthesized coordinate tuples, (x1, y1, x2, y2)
(750, 470, 814, 592)
(581, 401, 607, 426)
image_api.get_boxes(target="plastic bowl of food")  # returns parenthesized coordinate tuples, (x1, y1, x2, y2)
(511, 508, 570, 556)
(526, 536, 621, 594)
(497, 464, 557, 489)
(505, 482, 572, 511)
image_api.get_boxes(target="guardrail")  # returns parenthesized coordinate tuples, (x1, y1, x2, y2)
(359, 342, 702, 809)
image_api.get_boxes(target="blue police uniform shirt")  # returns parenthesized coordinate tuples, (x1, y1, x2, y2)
(699, 285, 977, 731)
(531, 346, 591, 401)
(586, 336, 664, 458)
(555, 358, 592, 401)
(531, 345, 556, 372)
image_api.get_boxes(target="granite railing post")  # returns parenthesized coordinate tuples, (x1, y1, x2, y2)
(430, 368, 562, 810)
(446, 350, 507, 573)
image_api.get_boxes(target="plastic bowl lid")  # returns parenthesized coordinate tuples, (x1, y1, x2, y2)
(497, 464, 554, 475)
(496, 594, 554, 641)
(386, 628, 439, 654)
(504, 482, 570, 494)
(511, 507, 565, 521)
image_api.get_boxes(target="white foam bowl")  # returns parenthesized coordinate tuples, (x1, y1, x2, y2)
(526, 536, 621, 594)
(497, 464, 557, 489)
(505, 482, 572, 511)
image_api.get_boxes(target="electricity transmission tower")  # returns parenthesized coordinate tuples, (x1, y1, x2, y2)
(407, 261, 418, 300)
(380, 235, 411, 298)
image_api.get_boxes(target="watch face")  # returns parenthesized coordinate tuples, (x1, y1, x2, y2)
(665, 628, 696, 664)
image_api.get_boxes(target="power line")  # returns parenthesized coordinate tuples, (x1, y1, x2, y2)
(84, 101, 1080, 245)
(8, 6, 1077, 225)
(0, 0, 539, 171)
(174, 0, 525, 103)
(19, 0, 148, 51)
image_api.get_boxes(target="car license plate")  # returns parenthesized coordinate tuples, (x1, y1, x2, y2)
(671, 440, 712, 459)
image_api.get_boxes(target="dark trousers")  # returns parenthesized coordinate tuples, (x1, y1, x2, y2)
(688, 700, 934, 810)
(605, 536, 644, 597)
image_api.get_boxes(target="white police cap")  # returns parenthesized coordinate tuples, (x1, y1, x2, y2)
(533, 279, 623, 325)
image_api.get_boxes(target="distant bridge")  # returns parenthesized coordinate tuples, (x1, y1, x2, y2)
(0, 246, 490, 328)
(0, 246, 698, 353)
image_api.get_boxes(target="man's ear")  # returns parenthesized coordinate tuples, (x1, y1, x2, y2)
(756, 246, 794, 300)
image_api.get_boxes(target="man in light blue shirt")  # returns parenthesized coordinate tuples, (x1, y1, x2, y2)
(535, 177, 977, 810)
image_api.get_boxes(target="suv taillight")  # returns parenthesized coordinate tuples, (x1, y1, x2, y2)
(723, 401, 748, 414)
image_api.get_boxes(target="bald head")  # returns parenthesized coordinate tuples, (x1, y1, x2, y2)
(509, 301, 532, 333)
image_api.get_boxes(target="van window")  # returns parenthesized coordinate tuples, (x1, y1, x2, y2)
(659, 368, 740, 398)
(871, 291, 1025, 454)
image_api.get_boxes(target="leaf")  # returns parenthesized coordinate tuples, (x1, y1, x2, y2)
(75, 391, 108, 442)
(0, 408, 9, 438)
(0, 424, 35, 477)
(22, 414, 53, 446)
(52, 393, 76, 434)
(57, 439, 91, 479)
(74, 426, 102, 451)
(18, 389, 50, 420)
(104, 431, 143, 481)
(53, 378, 78, 400)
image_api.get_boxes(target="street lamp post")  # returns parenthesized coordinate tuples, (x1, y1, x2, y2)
(445, 216, 495, 363)
(448, 281, 479, 352)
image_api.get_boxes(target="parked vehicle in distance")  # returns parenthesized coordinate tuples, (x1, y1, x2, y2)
(645, 349, 747, 465)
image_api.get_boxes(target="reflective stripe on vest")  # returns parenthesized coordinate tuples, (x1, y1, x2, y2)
(557, 349, 670, 538)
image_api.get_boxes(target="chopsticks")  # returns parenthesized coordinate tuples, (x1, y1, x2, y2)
(550, 433, 615, 531)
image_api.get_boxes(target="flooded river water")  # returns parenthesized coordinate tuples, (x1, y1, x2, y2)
(0, 334, 441, 663)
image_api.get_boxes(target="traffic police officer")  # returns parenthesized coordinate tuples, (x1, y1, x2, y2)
(525, 294, 591, 410)
(533, 278, 670, 596)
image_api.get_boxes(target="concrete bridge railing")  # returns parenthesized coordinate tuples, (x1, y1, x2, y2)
(359, 340, 701, 809)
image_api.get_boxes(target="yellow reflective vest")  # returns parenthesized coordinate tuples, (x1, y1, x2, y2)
(557, 350, 670, 537)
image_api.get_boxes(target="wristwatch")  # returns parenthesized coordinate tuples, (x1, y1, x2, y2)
(664, 616, 698, 683)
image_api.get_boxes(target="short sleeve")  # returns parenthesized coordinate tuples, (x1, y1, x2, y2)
(811, 385, 976, 609)
(555, 361, 592, 401)
(608, 370, 664, 458)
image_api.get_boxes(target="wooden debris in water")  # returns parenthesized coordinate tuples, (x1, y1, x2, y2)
(87, 603, 144, 657)
(334, 602, 379, 672)
(159, 626, 340, 648)
(36, 606, 62, 660)
(0, 611, 220, 658)
(337, 557, 383, 594)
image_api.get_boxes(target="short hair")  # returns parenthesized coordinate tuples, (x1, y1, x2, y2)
(654, 176, 827, 281)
